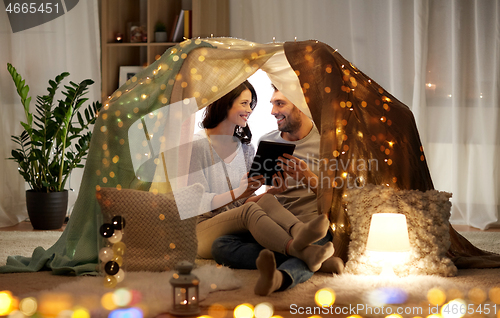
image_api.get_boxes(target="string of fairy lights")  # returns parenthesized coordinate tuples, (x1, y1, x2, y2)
(1, 38, 497, 318)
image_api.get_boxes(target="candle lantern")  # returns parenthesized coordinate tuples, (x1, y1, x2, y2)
(170, 261, 200, 316)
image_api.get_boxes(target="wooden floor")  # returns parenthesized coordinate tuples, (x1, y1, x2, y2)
(0, 220, 66, 231)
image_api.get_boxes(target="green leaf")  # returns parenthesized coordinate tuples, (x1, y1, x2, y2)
(77, 112, 84, 127)
(20, 85, 29, 99)
(21, 122, 31, 132)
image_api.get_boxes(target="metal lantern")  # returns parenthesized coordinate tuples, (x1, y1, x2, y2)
(170, 261, 200, 316)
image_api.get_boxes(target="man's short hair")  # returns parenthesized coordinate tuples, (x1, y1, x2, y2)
(271, 83, 278, 92)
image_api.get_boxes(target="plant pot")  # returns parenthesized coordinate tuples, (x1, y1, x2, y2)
(155, 31, 167, 42)
(26, 190, 68, 230)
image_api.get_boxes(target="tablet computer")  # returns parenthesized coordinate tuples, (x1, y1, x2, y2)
(248, 141, 296, 186)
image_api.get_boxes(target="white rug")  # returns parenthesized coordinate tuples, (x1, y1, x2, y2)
(1, 231, 500, 317)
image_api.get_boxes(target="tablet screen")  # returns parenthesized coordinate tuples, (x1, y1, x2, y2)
(248, 141, 296, 186)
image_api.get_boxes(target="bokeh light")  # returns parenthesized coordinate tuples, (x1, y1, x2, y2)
(0, 291, 15, 316)
(101, 292, 117, 311)
(108, 307, 143, 318)
(19, 297, 37, 316)
(446, 289, 463, 300)
(314, 288, 336, 307)
(468, 288, 486, 304)
(234, 303, 254, 318)
(367, 287, 408, 306)
(385, 314, 403, 318)
(38, 293, 73, 317)
(254, 302, 273, 318)
(7, 310, 25, 318)
(113, 288, 132, 307)
(441, 298, 466, 318)
(208, 303, 227, 318)
(427, 288, 446, 306)
(71, 307, 90, 318)
(489, 287, 500, 303)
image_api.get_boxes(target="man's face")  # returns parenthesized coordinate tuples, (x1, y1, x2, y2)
(270, 90, 302, 133)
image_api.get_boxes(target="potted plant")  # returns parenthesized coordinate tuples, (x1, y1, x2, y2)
(7, 63, 102, 230)
(154, 21, 168, 42)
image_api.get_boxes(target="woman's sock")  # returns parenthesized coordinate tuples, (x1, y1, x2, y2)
(290, 214, 330, 251)
(254, 249, 283, 296)
(287, 241, 335, 272)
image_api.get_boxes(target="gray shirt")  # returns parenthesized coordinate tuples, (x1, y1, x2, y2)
(188, 130, 255, 222)
(259, 124, 321, 222)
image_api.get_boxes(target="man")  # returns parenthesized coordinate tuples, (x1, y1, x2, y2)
(211, 85, 343, 296)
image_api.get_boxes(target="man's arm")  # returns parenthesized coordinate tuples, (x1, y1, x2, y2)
(277, 153, 319, 194)
(245, 171, 288, 203)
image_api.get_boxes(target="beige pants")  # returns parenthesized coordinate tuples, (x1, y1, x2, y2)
(196, 194, 302, 258)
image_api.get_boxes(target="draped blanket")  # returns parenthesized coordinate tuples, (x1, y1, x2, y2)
(1, 38, 498, 275)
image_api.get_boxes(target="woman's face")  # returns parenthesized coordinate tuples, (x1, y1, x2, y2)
(226, 89, 253, 127)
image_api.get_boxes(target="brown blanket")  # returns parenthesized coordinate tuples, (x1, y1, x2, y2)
(284, 40, 500, 268)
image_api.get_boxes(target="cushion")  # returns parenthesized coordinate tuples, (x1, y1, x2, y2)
(343, 184, 457, 276)
(96, 184, 203, 271)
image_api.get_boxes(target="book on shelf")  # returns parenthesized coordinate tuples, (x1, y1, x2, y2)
(172, 9, 192, 42)
(184, 10, 192, 39)
(169, 14, 179, 42)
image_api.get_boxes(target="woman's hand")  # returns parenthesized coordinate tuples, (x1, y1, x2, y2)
(277, 153, 318, 192)
(266, 171, 288, 195)
(234, 173, 264, 200)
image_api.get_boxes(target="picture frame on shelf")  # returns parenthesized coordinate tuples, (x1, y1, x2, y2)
(119, 66, 144, 87)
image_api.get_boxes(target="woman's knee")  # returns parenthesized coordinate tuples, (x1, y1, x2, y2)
(258, 193, 276, 204)
(240, 202, 266, 221)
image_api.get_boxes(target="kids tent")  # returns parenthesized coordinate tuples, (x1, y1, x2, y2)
(1, 38, 497, 275)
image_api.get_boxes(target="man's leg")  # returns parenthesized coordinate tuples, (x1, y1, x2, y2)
(212, 232, 334, 295)
(211, 233, 263, 269)
(211, 232, 302, 269)
(274, 232, 333, 291)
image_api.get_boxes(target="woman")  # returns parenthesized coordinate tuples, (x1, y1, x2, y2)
(188, 80, 333, 272)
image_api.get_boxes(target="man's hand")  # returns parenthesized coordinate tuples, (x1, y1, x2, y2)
(277, 153, 318, 193)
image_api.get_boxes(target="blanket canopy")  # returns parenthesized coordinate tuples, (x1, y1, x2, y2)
(1, 38, 498, 275)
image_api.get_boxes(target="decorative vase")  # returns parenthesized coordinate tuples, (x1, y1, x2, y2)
(155, 31, 167, 42)
(26, 190, 68, 230)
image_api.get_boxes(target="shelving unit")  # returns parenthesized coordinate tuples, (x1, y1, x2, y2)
(100, 0, 229, 99)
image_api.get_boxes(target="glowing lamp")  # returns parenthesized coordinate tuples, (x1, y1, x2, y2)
(366, 213, 410, 276)
(170, 261, 200, 316)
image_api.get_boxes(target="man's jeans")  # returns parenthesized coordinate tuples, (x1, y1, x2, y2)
(211, 231, 333, 291)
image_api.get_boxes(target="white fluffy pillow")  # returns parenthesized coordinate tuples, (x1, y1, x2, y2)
(343, 184, 457, 277)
